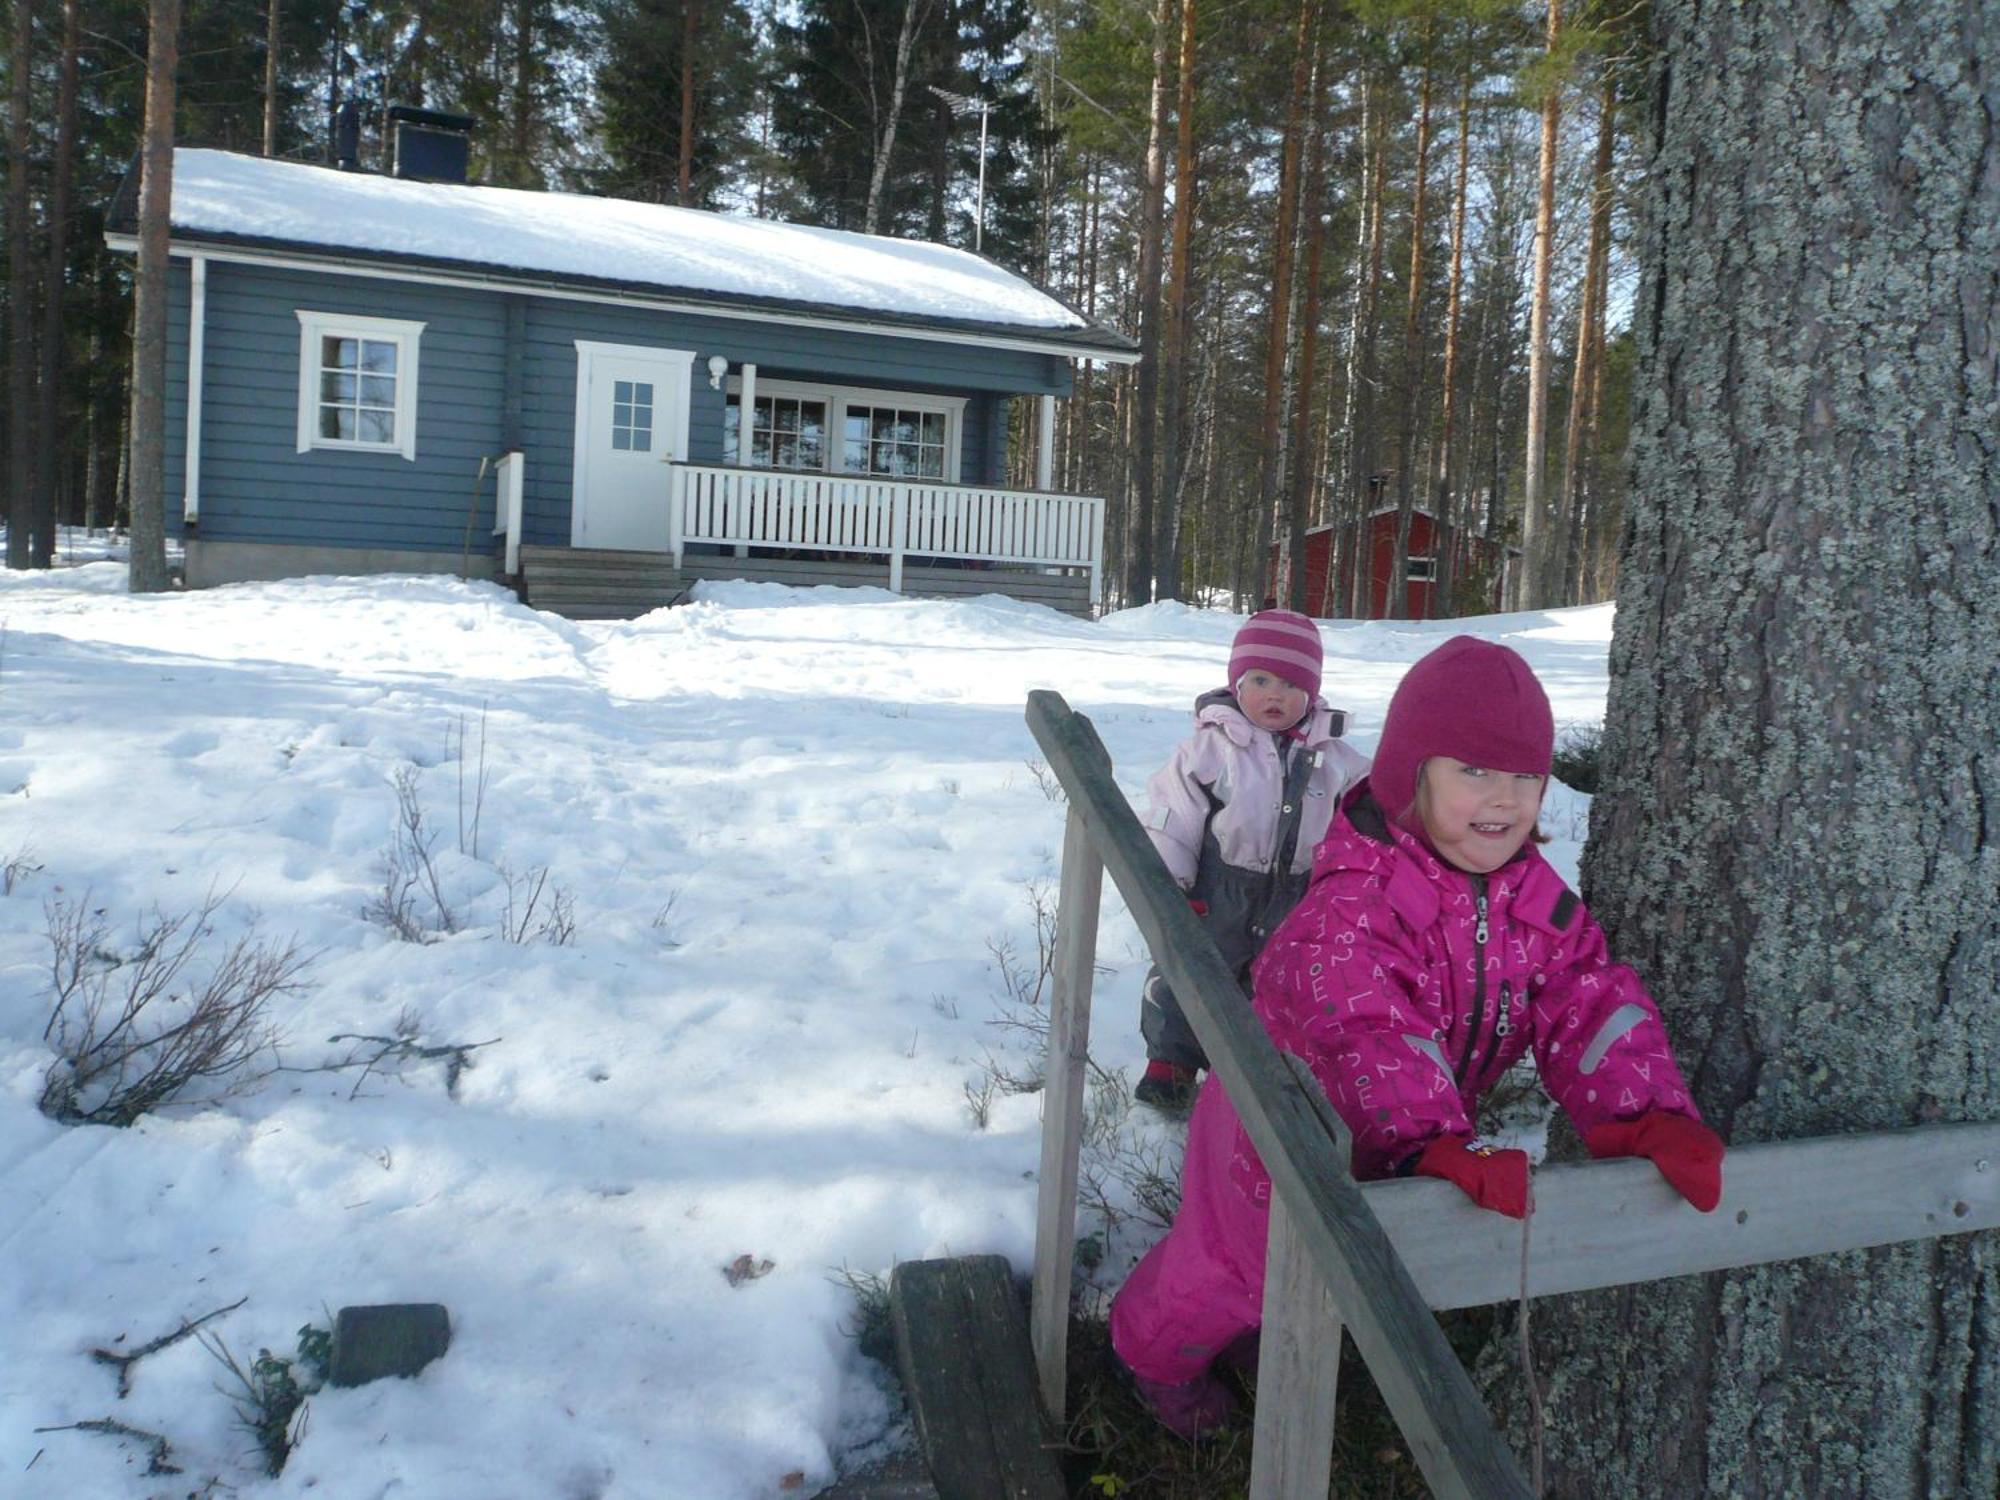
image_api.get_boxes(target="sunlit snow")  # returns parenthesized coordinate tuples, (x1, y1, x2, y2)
(0, 553, 1612, 1497)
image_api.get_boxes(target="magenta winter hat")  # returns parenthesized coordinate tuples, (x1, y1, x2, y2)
(1370, 636, 1554, 825)
(1228, 610, 1323, 699)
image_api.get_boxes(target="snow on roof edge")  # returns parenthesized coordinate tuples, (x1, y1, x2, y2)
(151, 149, 1135, 355)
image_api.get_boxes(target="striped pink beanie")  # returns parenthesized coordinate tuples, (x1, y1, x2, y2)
(1228, 610, 1323, 700)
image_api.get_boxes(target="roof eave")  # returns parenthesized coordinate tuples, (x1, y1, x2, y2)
(106, 223, 1142, 363)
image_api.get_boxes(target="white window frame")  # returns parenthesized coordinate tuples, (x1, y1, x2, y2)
(724, 375, 965, 483)
(1406, 554, 1438, 582)
(296, 309, 425, 461)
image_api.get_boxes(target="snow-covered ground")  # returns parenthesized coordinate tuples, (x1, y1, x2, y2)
(0, 564, 1613, 1498)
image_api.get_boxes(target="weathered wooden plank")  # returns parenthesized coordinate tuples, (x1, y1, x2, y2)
(891, 1257, 1066, 1500)
(1248, 1054, 1350, 1498)
(1364, 1120, 2000, 1311)
(1030, 806, 1104, 1422)
(1250, 1194, 1345, 1500)
(1024, 689, 1534, 1500)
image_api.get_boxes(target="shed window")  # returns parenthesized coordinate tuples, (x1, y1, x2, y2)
(1407, 555, 1437, 582)
(295, 310, 425, 461)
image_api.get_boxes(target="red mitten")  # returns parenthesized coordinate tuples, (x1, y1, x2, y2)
(1586, 1111, 1725, 1212)
(1414, 1135, 1530, 1219)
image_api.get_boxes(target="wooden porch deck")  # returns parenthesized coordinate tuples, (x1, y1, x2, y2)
(517, 546, 1094, 621)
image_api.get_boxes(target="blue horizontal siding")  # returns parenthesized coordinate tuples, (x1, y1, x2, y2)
(176, 256, 1079, 555)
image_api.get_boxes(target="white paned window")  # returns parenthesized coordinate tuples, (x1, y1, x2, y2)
(842, 404, 947, 479)
(295, 310, 425, 460)
(723, 393, 828, 470)
(1407, 555, 1438, 582)
(723, 378, 962, 482)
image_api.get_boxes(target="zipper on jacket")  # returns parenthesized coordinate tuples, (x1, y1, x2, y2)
(1453, 877, 1491, 1083)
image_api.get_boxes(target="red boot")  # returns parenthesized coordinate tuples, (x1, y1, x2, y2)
(1134, 1059, 1198, 1113)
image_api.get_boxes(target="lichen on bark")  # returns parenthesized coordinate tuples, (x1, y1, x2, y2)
(1480, 1, 2000, 1494)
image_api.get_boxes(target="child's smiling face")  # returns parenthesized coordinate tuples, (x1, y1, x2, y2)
(1237, 669, 1309, 731)
(1419, 756, 1545, 873)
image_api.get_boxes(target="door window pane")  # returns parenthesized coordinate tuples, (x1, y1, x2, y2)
(612, 378, 655, 453)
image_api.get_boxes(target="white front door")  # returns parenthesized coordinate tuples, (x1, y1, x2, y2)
(571, 341, 694, 551)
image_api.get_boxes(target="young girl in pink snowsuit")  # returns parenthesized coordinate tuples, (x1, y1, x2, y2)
(1133, 610, 1371, 1110)
(1109, 635, 1725, 1437)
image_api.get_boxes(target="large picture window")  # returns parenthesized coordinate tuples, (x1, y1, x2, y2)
(295, 310, 425, 461)
(724, 378, 962, 482)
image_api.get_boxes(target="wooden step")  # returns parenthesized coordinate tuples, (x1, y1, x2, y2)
(890, 1256, 1066, 1500)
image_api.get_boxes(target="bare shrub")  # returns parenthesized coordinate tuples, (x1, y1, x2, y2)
(4, 842, 41, 894)
(39, 893, 311, 1127)
(498, 864, 578, 946)
(363, 766, 459, 940)
(201, 1324, 329, 1476)
(449, 705, 490, 858)
(1024, 756, 1065, 803)
(323, 1009, 498, 1101)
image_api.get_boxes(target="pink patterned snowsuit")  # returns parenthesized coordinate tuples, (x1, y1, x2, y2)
(1110, 786, 1702, 1383)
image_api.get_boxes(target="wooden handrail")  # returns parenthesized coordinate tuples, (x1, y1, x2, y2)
(1023, 686, 2000, 1497)
(1024, 689, 1535, 1500)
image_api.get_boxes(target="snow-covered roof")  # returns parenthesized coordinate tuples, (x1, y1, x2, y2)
(133, 149, 1135, 359)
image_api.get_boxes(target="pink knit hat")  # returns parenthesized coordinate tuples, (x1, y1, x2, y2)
(1369, 636, 1554, 825)
(1228, 610, 1323, 700)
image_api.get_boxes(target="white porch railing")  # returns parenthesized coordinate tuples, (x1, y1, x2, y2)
(667, 463, 1105, 608)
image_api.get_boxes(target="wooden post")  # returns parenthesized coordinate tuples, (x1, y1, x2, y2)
(1251, 1195, 1344, 1500)
(889, 483, 909, 593)
(1029, 803, 1104, 1422)
(1249, 1054, 1352, 1500)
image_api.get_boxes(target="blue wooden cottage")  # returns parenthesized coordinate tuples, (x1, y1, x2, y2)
(106, 116, 1135, 617)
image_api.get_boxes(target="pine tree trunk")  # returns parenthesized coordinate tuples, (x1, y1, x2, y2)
(1555, 75, 1614, 608)
(1254, 0, 1317, 608)
(1490, 3, 2000, 1493)
(863, 0, 924, 236)
(1388, 40, 1435, 619)
(263, 0, 280, 154)
(1152, 0, 1197, 603)
(1433, 68, 1472, 603)
(1514, 0, 1561, 609)
(1283, 48, 1328, 614)
(31, 0, 79, 568)
(678, 0, 699, 204)
(5, 0, 35, 570)
(1125, 0, 1172, 606)
(1344, 92, 1387, 617)
(128, 0, 180, 594)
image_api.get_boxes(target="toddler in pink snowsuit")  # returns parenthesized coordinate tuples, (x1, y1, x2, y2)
(1110, 635, 1725, 1437)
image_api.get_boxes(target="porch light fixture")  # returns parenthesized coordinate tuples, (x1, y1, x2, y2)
(707, 354, 729, 389)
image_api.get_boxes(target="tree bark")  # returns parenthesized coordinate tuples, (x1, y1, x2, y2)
(1434, 67, 1472, 612)
(1388, 35, 1436, 619)
(31, 0, 79, 569)
(1556, 73, 1614, 607)
(1514, 0, 1560, 609)
(1124, 0, 1173, 606)
(862, 0, 925, 236)
(263, 0, 280, 155)
(1283, 47, 1328, 614)
(128, 0, 180, 594)
(1152, 0, 1198, 603)
(5, 0, 35, 570)
(1343, 84, 1388, 618)
(1491, 3, 2000, 1493)
(1254, 0, 1318, 608)
(678, 0, 700, 204)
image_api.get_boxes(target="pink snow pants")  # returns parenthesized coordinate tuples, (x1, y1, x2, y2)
(1109, 1075, 1273, 1383)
